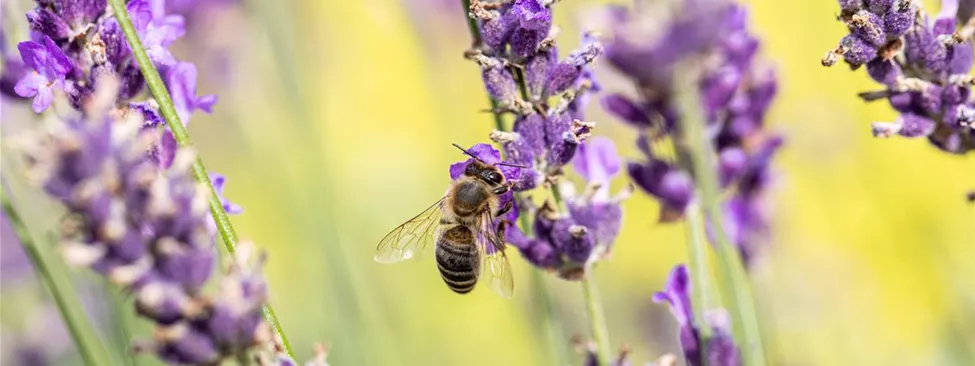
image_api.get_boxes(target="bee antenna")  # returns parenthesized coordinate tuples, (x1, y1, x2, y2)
(496, 161, 529, 169)
(451, 143, 486, 163)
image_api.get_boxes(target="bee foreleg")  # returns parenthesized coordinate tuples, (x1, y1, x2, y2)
(495, 200, 513, 217)
(491, 184, 511, 195)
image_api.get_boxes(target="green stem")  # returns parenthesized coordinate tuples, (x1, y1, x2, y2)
(582, 275, 611, 366)
(106, 0, 295, 359)
(105, 287, 137, 366)
(1, 190, 113, 366)
(683, 203, 713, 366)
(673, 63, 767, 366)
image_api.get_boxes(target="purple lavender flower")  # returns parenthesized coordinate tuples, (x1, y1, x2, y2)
(211, 173, 243, 215)
(600, 0, 735, 93)
(166, 62, 217, 124)
(653, 264, 740, 366)
(121, 0, 185, 67)
(502, 137, 628, 280)
(824, 0, 975, 154)
(465, 0, 602, 184)
(12, 0, 189, 117)
(22, 111, 268, 365)
(1, 29, 30, 98)
(601, 1, 782, 267)
(13, 36, 74, 112)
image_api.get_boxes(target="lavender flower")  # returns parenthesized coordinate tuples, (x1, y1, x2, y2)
(654, 264, 740, 366)
(823, 0, 975, 154)
(167, 62, 217, 124)
(12, 0, 240, 223)
(501, 137, 628, 280)
(13, 0, 211, 127)
(466, 0, 602, 186)
(13, 35, 73, 112)
(600, 0, 782, 267)
(21, 110, 269, 365)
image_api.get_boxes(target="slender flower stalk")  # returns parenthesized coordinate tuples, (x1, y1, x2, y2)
(582, 274, 611, 366)
(104, 0, 295, 359)
(0, 189, 112, 366)
(682, 202, 715, 364)
(673, 62, 766, 366)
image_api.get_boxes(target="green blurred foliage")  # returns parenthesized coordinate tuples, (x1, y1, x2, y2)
(2, 0, 974, 365)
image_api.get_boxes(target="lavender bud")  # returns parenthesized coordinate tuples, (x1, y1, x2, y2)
(27, 8, 73, 41)
(508, 0, 552, 59)
(601, 94, 651, 128)
(848, 10, 888, 46)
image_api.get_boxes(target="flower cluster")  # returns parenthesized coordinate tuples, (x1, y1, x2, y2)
(822, 0, 974, 153)
(10, 0, 217, 165)
(467, 0, 602, 189)
(600, 0, 782, 267)
(20, 110, 271, 365)
(506, 137, 628, 279)
(654, 264, 739, 366)
(460, 0, 626, 278)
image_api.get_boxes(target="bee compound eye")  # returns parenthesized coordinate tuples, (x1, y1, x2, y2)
(489, 172, 503, 183)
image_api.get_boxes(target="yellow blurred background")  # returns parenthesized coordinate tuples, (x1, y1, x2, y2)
(2, 0, 974, 365)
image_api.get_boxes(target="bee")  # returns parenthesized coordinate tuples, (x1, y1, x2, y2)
(374, 144, 521, 298)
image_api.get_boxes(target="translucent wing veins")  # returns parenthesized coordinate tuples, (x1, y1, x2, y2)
(374, 197, 446, 264)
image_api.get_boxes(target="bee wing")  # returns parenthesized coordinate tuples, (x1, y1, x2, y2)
(374, 197, 446, 264)
(475, 212, 514, 298)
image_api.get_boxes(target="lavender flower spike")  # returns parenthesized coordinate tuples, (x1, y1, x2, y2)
(14, 36, 74, 112)
(654, 264, 741, 366)
(602, 0, 782, 267)
(502, 137, 628, 280)
(824, 0, 975, 154)
(22, 108, 272, 365)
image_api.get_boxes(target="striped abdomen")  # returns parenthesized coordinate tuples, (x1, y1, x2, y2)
(435, 226, 480, 294)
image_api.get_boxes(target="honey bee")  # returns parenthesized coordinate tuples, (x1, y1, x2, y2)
(374, 144, 520, 298)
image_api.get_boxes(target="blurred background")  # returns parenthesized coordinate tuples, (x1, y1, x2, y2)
(1, 0, 974, 365)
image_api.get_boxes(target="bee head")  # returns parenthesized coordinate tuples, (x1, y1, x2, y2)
(464, 159, 505, 185)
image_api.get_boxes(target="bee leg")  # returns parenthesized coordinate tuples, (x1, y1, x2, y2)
(495, 200, 513, 217)
(491, 185, 510, 195)
(496, 220, 511, 243)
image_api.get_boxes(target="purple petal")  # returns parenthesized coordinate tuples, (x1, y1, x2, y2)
(30, 84, 54, 113)
(209, 173, 243, 215)
(26, 8, 72, 40)
(653, 264, 693, 326)
(166, 62, 215, 124)
(602, 93, 651, 128)
(572, 136, 621, 184)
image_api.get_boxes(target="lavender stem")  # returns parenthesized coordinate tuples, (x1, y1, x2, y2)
(105, 0, 295, 359)
(673, 62, 767, 366)
(683, 202, 714, 366)
(0, 189, 112, 366)
(582, 274, 611, 365)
